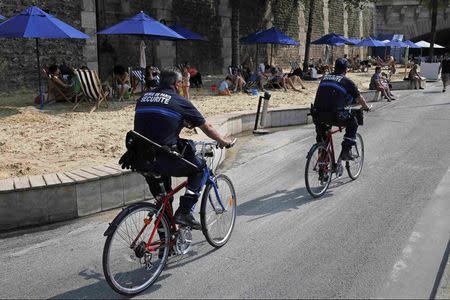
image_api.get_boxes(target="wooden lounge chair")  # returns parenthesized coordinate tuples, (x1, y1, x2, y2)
(43, 69, 77, 104)
(73, 69, 109, 113)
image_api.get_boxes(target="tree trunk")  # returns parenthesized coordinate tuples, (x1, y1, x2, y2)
(303, 0, 315, 70)
(429, 0, 438, 59)
(231, 0, 240, 67)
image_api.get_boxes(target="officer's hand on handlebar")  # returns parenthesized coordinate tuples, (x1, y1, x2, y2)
(363, 104, 373, 112)
(218, 138, 237, 149)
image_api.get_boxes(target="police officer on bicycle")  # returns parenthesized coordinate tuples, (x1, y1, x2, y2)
(313, 58, 370, 160)
(130, 69, 233, 230)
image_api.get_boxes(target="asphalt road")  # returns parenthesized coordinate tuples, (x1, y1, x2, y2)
(1, 83, 449, 299)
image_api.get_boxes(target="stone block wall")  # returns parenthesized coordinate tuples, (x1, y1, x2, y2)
(95, 0, 156, 80)
(270, 0, 301, 67)
(328, 0, 346, 60)
(0, 0, 376, 91)
(0, 0, 87, 91)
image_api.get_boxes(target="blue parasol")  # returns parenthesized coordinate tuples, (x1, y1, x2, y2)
(0, 6, 89, 109)
(97, 11, 184, 40)
(239, 27, 299, 65)
(311, 33, 351, 45)
(355, 37, 385, 47)
(169, 24, 208, 41)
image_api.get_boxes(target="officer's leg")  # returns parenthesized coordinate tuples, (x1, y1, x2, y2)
(174, 153, 207, 230)
(315, 123, 330, 144)
(145, 175, 173, 211)
(341, 116, 358, 160)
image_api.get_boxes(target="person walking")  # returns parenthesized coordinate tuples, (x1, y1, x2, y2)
(439, 53, 450, 93)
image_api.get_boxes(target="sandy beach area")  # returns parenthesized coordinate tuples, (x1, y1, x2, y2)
(0, 70, 407, 179)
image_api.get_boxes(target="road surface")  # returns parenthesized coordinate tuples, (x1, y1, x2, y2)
(1, 83, 449, 298)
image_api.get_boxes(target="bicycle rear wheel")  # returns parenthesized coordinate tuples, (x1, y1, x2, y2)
(305, 143, 333, 198)
(102, 203, 170, 296)
(200, 174, 237, 248)
(346, 133, 364, 180)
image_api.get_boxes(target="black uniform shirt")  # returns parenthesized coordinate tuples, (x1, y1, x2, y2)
(314, 72, 360, 112)
(134, 87, 205, 146)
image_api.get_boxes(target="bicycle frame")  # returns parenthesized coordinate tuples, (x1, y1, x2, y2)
(325, 127, 343, 167)
(128, 166, 228, 253)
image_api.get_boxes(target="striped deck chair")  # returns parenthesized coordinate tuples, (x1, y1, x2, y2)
(131, 68, 146, 94)
(73, 69, 109, 113)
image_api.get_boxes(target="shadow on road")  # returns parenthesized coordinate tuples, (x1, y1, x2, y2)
(49, 239, 219, 299)
(49, 266, 170, 299)
(237, 175, 355, 222)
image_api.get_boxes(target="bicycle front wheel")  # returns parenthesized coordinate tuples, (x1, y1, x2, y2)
(102, 203, 170, 296)
(305, 143, 332, 198)
(200, 174, 237, 248)
(346, 133, 364, 180)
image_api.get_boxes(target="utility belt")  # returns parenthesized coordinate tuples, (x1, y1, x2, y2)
(310, 104, 364, 126)
(119, 132, 200, 172)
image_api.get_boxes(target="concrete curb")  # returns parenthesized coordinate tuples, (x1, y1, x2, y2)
(0, 91, 386, 232)
(0, 105, 316, 232)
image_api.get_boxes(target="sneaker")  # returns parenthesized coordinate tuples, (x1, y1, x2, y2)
(174, 211, 201, 230)
(340, 149, 355, 161)
(444, 89, 446, 93)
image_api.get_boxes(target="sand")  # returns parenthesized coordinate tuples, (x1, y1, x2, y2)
(0, 70, 406, 180)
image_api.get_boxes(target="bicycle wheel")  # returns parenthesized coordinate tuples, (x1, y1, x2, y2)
(103, 203, 170, 296)
(346, 133, 364, 180)
(200, 174, 237, 248)
(305, 143, 333, 198)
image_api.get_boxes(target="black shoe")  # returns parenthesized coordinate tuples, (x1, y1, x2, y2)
(444, 89, 446, 93)
(340, 149, 355, 161)
(174, 211, 201, 230)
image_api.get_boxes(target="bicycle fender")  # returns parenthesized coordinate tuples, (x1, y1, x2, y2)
(103, 202, 154, 237)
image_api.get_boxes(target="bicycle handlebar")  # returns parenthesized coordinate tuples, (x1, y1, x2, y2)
(195, 138, 237, 149)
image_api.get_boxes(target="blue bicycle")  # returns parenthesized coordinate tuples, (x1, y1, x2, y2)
(102, 134, 237, 296)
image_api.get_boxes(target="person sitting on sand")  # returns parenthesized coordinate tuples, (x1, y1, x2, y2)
(303, 64, 322, 81)
(113, 65, 131, 101)
(218, 76, 233, 96)
(47, 64, 75, 102)
(145, 66, 160, 91)
(267, 67, 301, 92)
(228, 65, 246, 93)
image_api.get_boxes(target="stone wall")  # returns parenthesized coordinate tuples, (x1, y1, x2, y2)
(95, 0, 156, 80)
(0, 0, 87, 91)
(0, 0, 377, 91)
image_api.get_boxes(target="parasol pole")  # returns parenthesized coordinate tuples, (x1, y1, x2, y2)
(270, 44, 273, 66)
(404, 46, 409, 79)
(36, 38, 44, 110)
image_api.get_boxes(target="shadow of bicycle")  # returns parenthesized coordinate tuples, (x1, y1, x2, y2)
(236, 174, 356, 222)
(49, 267, 169, 299)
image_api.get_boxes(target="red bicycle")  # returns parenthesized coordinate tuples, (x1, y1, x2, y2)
(102, 133, 237, 296)
(305, 107, 368, 198)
